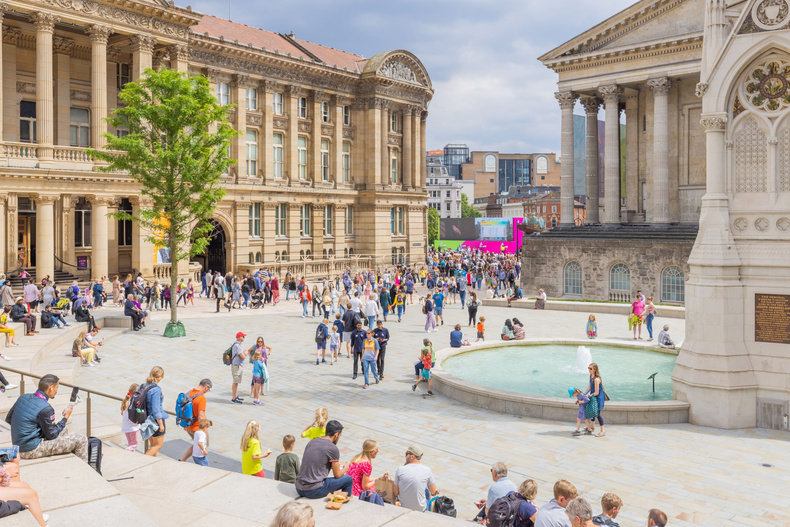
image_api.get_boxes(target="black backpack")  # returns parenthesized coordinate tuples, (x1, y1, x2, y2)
(487, 492, 527, 527)
(127, 383, 154, 425)
(315, 324, 327, 344)
(431, 495, 456, 517)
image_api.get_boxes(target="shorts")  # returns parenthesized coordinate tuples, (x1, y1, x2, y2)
(152, 421, 166, 437)
(477, 331, 484, 339)
(330, 343, 338, 352)
(421, 369, 432, 380)
(316, 342, 326, 350)
(231, 364, 243, 384)
(434, 306, 443, 316)
(252, 376, 263, 385)
(343, 332, 353, 342)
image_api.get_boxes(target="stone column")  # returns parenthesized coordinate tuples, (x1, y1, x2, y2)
(0, 194, 6, 272)
(288, 203, 301, 256)
(419, 111, 427, 187)
(581, 96, 600, 224)
(311, 204, 324, 256)
(555, 91, 577, 226)
(312, 90, 326, 185)
(232, 74, 249, 178)
(625, 92, 640, 217)
(332, 96, 345, 187)
(61, 196, 74, 266)
(130, 35, 156, 82)
(261, 202, 277, 261)
(88, 25, 112, 149)
(169, 44, 189, 73)
(107, 199, 119, 277)
(33, 12, 58, 161)
(381, 102, 391, 186)
(234, 199, 250, 271)
(53, 36, 72, 147)
(0, 7, 5, 142)
(366, 98, 383, 188)
(261, 80, 276, 183)
(598, 85, 622, 224)
(286, 85, 301, 184)
(34, 194, 57, 282)
(90, 195, 110, 279)
(402, 107, 413, 189)
(647, 78, 671, 224)
(129, 196, 154, 278)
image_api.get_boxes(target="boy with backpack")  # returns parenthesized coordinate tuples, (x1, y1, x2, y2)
(177, 379, 212, 462)
(315, 318, 329, 365)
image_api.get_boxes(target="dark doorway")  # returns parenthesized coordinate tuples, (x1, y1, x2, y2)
(192, 220, 227, 275)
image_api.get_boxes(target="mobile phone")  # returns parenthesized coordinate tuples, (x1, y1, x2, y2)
(69, 386, 80, 403)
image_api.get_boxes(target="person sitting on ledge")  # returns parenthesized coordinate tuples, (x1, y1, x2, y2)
(74, 297, 98, 332)
(124, 294, 144, 331)
(657, 325, 675, 350)
(294, 420, 353, 499)
(5, 374, 88, 463)
(501, 319, 515, 341)
(40, 305, 68, 329)
(10, 297, 37, 337)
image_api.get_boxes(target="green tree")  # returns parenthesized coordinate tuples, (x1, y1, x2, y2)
(428, 207, 440, 246)
(90, 69, 238, 337)
(461, 193, 481, 218)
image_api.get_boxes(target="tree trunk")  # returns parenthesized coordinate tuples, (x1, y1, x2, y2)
(169, 229, 178, 325)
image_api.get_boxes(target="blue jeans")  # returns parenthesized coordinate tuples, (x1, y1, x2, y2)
(193, 456, 209, 466)
(296, 475, 353, 499)
(646, 314, 654, 339)
(397, 305, 403, 319)
(339, 304, 346, 316)
(242, 292, 249, 306)
(459, 290, 466, 307)
(302, 301, 309, 316)
(363, 356, 379, 385)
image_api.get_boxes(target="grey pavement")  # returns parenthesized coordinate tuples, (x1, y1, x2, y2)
(74, 288, 788, 526)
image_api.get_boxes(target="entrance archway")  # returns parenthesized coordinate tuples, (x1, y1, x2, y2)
(192, 219, 227, 275)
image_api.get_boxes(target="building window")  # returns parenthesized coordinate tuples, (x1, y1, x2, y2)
(445, 203, 450, 211)
(390, 112, 398, 133)
(323, 205, 333, 236)
(321, 139, 330, 181)
(551, 205, 557, 213)
(446, 191, 451, 198)
(216, 82, 230, 105)
(275, 250, 280, 261)
(298, 97, 307, 118)
(248, 203, 261, 237)
(256, 252, 262, 263)
(281, 250, 288, 261)
(391, 247, 398, 265)
(391, 207, 404, 235)
(609, 263, 631, 293)
(551, 218, 557, 227)
(249, 252, 254, 264)
(273, 92, 283, 115)
(20, 101, 37, 143)
(74, 197, 92, 248)
(342, 142, 351, 182)
(297, 136, 308, 179)
(399, 247, 405, 265)
(343, 105, 351, 126)
(564, 261, 582, 295)
(345, 207, 353, 235)
(321, 101, 330, 123)
(70, 108, 90, 147)
(391, 151, 399, 184)
(246, 129, 258, 176)
(300, 205, 311, 236)
(245, 88, 258, 111)
(116, 63, 130, 91)
(273, 133, 283, 178)
(661, 266, 685, 303)
(275, 203, 287, 236)
(118, 198, 133, 247)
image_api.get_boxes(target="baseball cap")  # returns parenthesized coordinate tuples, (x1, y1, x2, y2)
(406, 444, 423, 458)
(236, 332, 247, 338)
(568, 387, 576, 398)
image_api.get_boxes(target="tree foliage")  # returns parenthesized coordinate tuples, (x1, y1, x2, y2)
(461, 193, 481, 218)
(89, 68, 238, 329)
(428, 207, 440, 246)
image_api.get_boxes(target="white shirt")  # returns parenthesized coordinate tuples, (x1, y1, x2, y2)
(121, 411, 140, 433)
(192, 430, 207, 458)
(365, 299, 379, 317)
(350, 297, 362, 313)
(394, 463, 435, 512)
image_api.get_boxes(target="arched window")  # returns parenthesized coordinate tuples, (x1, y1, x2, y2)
(399, 247, 405, 265)
(563, 261, 582, 296)
(281, 250, 287, 261)
(391, 247, 397, 265)
(255, 252, 261, 263)
(306, 250, 312, 259)
(299, 250, 305, 259)
(322, 249, 327, 259)
(328, 249, 334, 257)
(609, 263, 631, 293)
(275, 251, 280, 262)
(248, 252, 254, 264)
(343, 248, 348, 258)
(661, 266, 685, 303)
(349, 247, 355, 256)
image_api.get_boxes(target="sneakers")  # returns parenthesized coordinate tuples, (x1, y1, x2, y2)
(411, 384, 417, 392)
(315, 360, 320, 365)
(253, 400, 264, 406)
(363, 384, 368, 389)
(583, 429, 593, 435)
(427, 391, 434, 396)
(352, 374, 357, 380)
(231, 397, 243, 404)
(375, 379, 379, 384)
(572, 430, 581, 436)
(321, 359, 326, 363)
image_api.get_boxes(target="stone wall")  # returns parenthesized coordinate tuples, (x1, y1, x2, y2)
(520, 235, 693, 303)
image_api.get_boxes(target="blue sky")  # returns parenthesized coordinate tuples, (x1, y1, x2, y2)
(191, 0, 635, 154)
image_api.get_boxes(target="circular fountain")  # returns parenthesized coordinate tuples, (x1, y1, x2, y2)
(432, 339, 690, 424)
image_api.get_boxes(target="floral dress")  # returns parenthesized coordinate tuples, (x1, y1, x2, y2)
(346, 460, 372, 496)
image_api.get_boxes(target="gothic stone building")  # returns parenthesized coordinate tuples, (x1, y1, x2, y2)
(0, 0, 433, 283)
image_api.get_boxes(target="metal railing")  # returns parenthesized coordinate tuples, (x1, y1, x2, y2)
(54, 254, 91, 277)
(0, 365, 175, 440)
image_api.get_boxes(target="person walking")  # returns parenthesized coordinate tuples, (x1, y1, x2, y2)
(467, 291, 480, 327)
(361, 329, 380, 389)
(230, 332, 248, 404)
(143, 367, 167, 457)
(372, 320, 390, 380)
(179, 379, 212, 462)
(423, 295, 436, 333)
(364, 294, 379, 328)
(350, 321, 366, 380)
(585, 363, 606, 437)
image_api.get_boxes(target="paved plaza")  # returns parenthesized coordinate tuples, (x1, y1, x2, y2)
(75, 292, 788, 526)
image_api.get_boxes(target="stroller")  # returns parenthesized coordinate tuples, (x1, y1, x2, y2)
(249, 291, 264, 309)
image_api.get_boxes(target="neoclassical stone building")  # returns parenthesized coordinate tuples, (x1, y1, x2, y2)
(0, 0, 432, 282)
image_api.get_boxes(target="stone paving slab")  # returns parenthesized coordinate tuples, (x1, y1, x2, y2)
(68, 291, 790, 526)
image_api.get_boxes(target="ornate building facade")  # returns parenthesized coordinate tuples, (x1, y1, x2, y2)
(0, 0, 433, 282)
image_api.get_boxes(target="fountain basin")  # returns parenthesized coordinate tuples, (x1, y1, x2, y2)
(432, 339, 690, 425)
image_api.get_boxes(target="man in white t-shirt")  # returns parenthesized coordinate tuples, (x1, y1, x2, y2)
(393, 444, 437, 512)
(349, 292, 362, 314)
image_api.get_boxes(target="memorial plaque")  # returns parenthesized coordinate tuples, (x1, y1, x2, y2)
(755, 294, 790, 344)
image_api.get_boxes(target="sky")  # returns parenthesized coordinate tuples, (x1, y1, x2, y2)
(190, 0, 636, 155)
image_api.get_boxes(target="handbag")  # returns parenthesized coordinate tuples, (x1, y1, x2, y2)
(584, 394, 599, 420)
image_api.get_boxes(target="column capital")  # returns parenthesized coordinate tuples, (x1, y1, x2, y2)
(231, 73, 252, 88)
(169, 43, 189, 61)
(87, 24, 113, 44)
(130, 35, 156, 54)
(286, 84, 302, 98)
(700, 114, 728, 131)
(554, 91, 577, 110)
(597, 85, 622, 104)
(261, 79, 279, 92)
(3, 26, 20, 45)
(32, 194, 59, 205)
(31, 12, 58, 33)
(313, 89, 329, 103)
(647, 77, 672, 96)
(0, 3, 7, 23)
(580, 96, 601, 114)
(333, 94, 352, 107)
(203, 67, 220, 81)
(53, 35, 74, 55)
(421, 110, 428, 122)
(89, 195, 115, 206)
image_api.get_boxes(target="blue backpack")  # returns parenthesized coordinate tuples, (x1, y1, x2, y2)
(175, 391, 203, 428)
(359, 490, 384, 506)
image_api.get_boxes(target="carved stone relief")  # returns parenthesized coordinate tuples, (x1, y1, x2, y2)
(379, 60, 418, 84)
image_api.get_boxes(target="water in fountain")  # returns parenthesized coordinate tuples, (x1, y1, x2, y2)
(573, 346, 593, 374)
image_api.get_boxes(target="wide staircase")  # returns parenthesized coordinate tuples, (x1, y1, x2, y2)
(0, 310, 465, 526)
(3, 268, 84, 289)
